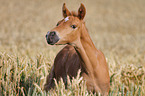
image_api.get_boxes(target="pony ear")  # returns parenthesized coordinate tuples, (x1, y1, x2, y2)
(62, 3, 71, 18)
(78, 3, 86, 20)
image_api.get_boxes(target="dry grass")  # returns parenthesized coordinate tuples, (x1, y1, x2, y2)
(0, 0, 145, 95)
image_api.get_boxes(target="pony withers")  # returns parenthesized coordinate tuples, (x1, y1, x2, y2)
(45, 3, 110, 95)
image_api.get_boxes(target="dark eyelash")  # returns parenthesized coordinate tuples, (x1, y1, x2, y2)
(71, 25, 77, 29)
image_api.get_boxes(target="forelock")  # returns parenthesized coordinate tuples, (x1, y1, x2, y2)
(70, 11, 78, 17)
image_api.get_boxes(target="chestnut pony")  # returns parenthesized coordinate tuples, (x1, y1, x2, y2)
(44, 3, 110, 95)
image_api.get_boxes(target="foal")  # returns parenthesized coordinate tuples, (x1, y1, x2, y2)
(45, 3, 110, 95)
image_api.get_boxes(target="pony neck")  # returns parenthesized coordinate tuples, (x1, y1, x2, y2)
(74, 23, 98, 74)
(80, 23, 97, 52)
(73, 22, 110, 94)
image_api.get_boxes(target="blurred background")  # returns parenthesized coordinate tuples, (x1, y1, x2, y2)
(0, 0, 145, 95)
(0, 0, 145, 64)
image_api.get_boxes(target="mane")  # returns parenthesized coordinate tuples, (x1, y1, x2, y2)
(70, 11, 78, 17)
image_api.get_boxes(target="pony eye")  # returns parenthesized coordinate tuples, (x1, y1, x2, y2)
(56, 23, 60, 26)
(71, 25, 77, 29)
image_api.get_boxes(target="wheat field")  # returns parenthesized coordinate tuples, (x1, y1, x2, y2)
(0, 0, 145, 96)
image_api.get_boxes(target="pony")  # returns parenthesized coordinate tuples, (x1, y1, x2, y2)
(44, 3, 110, 95)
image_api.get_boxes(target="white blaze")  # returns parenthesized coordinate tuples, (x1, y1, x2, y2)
(64, 17, 69, 22)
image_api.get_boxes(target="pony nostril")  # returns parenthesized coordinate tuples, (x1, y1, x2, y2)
(46, 34, 48, 38)
(50, 31, 56, 36)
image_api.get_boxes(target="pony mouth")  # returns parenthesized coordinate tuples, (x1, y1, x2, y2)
(46, 37, 59, 45)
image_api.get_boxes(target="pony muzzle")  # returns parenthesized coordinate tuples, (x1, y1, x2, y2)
(46, 31, 60, 45)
